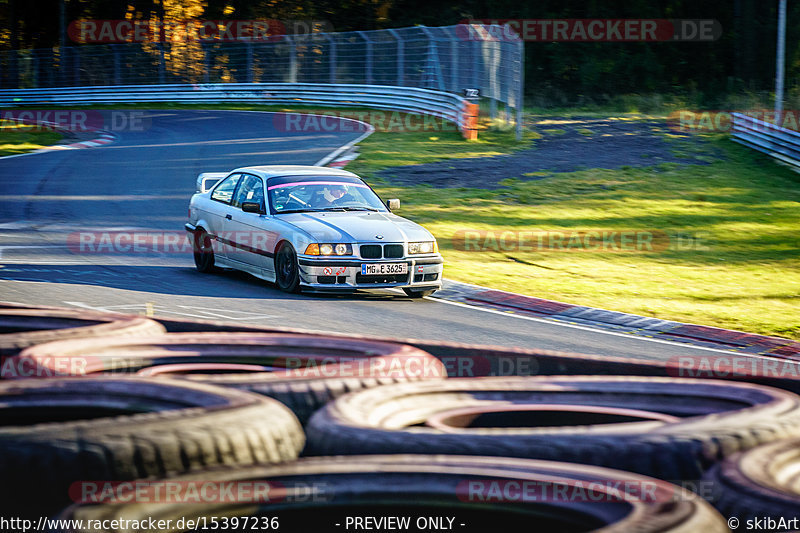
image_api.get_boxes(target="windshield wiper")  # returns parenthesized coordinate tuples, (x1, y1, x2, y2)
(277, 206, 381, 214)
(276, 208, 330, 214)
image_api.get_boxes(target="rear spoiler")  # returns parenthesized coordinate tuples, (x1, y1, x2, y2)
(196, 172, 228, 193)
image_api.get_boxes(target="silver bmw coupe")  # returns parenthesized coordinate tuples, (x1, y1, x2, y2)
(186, 165, 443, 297)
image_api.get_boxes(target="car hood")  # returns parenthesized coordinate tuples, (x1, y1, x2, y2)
(279, 211, 434, 243)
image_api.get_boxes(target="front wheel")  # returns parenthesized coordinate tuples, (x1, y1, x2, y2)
(403, 288, 436, 298)
(275, 242, 300, 293)
(192, 231, 218, 273)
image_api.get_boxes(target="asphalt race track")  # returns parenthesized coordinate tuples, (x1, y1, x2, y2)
(0, 110, 752, 362)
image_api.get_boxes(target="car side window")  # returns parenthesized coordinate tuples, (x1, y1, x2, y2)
(232, 174, 265, 210)
(210, 174, 241, 204)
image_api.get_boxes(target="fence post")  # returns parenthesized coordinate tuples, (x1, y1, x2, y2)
(358, 31, 373, 85)
(285, 35, 297, 83)
(113, 46, 121, 85)
(488, 37, 498, 121)
(157, 43, 166, 84)
(472, 36, 479, 95)
(33, 50, 41, 88)
(516, 39, 524, 140)
(420, 26, 445, 91)
(450, 29, 458, 93)
(326, 33, 337, 84)
(388, 28, 403, 86)
(246, 42, 254, 83)
(202, 43, 210, 83)
(8, 50, 19, 89)
(73, 48, 81, 86)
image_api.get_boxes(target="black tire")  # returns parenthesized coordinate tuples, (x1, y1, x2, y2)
(192, 230, 218, 273)
(275, 242, 300, 293)
(13, 332, 447, 423)
(0, 377, 304, 516)
(53, 455, 728, 533)
(305, 376, 800, 479)
(403, 288, 436, 298)
(0, 307, 165, 359)
(131, 322, 800, 397)
(702, 437, 800, 526)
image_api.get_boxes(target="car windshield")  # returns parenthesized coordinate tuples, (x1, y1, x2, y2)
(267, 176, 388, 214)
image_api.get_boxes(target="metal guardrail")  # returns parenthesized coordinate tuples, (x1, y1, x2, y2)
(0, 82, 474, 135)
(732, 112, 800, 171)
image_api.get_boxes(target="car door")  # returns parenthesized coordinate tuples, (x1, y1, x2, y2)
(224, 173, 278, 271)
(207, 173, 242, 259)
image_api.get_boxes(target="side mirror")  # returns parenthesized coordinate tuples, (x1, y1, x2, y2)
(241, 202, 264, 214)
(387, 199, 400, 211)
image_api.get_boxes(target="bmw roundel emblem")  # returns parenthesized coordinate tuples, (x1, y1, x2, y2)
(375, 235, 384, 239)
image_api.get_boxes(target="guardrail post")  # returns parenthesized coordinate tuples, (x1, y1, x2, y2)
(326, 34, 337, 84)
(358, 31, 373, 85)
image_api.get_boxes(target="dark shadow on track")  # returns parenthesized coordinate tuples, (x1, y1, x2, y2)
(0, 263, 422, 302)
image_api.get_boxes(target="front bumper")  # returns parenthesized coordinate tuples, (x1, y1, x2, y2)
(298, 255, 443, 291)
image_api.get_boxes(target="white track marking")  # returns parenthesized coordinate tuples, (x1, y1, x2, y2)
(62, 301, 277, 321)
(63, 301, 114, 313)
(428, 297, 793, 361)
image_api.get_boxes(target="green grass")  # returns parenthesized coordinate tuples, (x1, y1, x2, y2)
(349, 125, 800, 341)
(348, 129, 538, 177)
(0, 121, 62, 156)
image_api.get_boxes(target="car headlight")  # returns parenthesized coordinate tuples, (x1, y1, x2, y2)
(408, 241, 437, 254)
(305, 243, 352, 256)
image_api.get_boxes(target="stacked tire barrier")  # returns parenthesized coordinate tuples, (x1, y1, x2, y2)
(2, 302, 799, 531)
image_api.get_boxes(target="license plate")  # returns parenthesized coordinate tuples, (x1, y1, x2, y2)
(361, 263, 408, 275)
